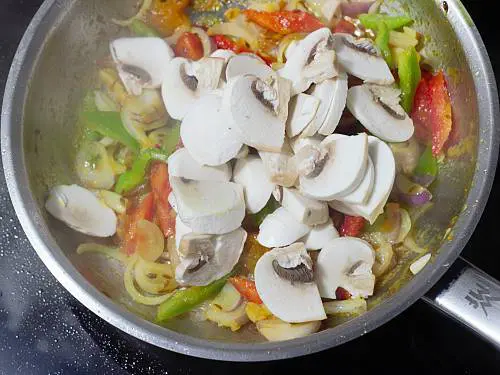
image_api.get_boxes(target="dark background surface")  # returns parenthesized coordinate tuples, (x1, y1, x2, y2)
(0, 1, 499, 374)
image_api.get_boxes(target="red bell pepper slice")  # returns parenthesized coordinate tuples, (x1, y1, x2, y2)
(123, 193, 155, 255)
(340, 215, 366, 237)
(174, 32, 204, 60)
(229, 277, 263, 304)
(333, 19, 356, 35)
(150, 162, 175, 238)
(243, 9, 324, 35)
(212, 34, 274, 65)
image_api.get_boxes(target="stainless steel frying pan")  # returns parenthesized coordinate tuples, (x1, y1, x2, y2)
(2, 0, 499, 361)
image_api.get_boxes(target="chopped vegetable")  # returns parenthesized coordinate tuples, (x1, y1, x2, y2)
(340, 215, 366, 237)
(395, 174, 433, 206)
(245, 302, 272, 323)
(410, 253, 431, 274)
(211, 34, 274, 65)
(238, 234, 270, 274)
(374, 21, 393, 68)
(150, 162, 175, 238)
(324, 298, 367, 315)
(205, 302, 249, 331)
(134, 219, 165, 262)
(230, 276, 263, 304)
(243, 10, 324, 34)
(174, 32, 204, 60)
(129, 19, 160, 37)
(156, 274, 229, 322)
(150, 0, 191, 36)
(358, 13, 413, 30)
(123, 193, 155, 255)
(398, 46, 421, 112)
(413, 145, 438, 187)
(335, 287, 352, 300)
(333, 19, 356, 34)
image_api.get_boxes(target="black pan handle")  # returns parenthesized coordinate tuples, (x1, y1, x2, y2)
(423, 257, 500, 348)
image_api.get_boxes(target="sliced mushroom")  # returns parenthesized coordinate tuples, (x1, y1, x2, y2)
(225, 54, 274, 81)
(168, 148, 232, 182)
(45, 184, 117, 237)
(328, 136, 396, 223)
(210, 49, 236, 88)
(318, 72, 348, 135)
(289, 135, 323, 154)
(316, 237, 375, 299)
(170, 177, 246, 235)
(332, 33, 394, 85)
(259, 141, 299, 187)
(110, 37, 175, 95)
(175, 228, 247, 286)
(162, 57, 224, 120)
(257, 208, 311, 248)
(233, 155, 275, 214)
(223, 74, 291, 152)
(277, 188, 329, 226)
(181, 93, 243, 166)
(255, 243, 326, 322)
(340, 156, 375, 205)
(301, 218, 339, 251)
(301, 80, 337, 137)
(347, 84, 414, 142)
(286, 93, 321, 137)
(168, 192, 178, 213)
(175, 215, 192, 251)
(256, 319, 321, 342)
(279, 27, 338, 95)
(299, 133, 368, 201)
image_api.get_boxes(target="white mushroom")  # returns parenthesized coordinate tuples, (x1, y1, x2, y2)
(289, 135, 323, 154)
(168, 148, 231, 182)
(347, 84, 414, 142)
(225, 54, 274, 81)
(259, 141, 298, 187)
(257, 208, 311, 248)
(210, 49, 236, 62)
(279, 28, 338, 95)
(301, 80, 337, 137)
(181, 93, 243, 166)
(286, 94, 320, 137)
(255, 243, 326, 323)
(175, 215, 192, 251)
(299, 133, 369, 201)
(170, 177, 245, 235)
(45, 184, 117, 237)
(276, 187, 329, 226)
(256, 319, 321, 342)
(168, 192, 177, 213)
(110, 37, 175, 95)
(316, 237, 375, 299)
(318, 72, 348, 135)
(302, 218, 339, 251)
(340, 156, 375, 205)
(223, 74, 291, 152)
(175, 228, 247, 286)
(233, 155, 275, 214)
(332, 33, 394, 85)
(328, 136, 396, 223)
(162, 57, 224, 120)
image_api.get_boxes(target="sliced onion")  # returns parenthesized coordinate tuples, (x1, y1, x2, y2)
(403, 235, 428, 254)
(135, 220, 165, 262)
(372, 240, 393, 277)
(395, 208, 412, 243)
(323, 298, 367, 315)
(94, 90, 119, 112)
(341, 1, 376, 18)
(98, 190, 127, 214)
(76, 243, 128, 263)
(75, 141, 115, 190)
(395, 174, 433, 206)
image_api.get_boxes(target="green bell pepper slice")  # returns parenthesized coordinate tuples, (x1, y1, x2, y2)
(359, 14, 413, 31)
(129, 19, 161, 37)
(414, 145, 438, 184)
(374, 21, 393, 68)
(398, 46, 421, 113)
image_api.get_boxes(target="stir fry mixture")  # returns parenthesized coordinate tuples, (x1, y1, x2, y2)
(45, 0, 454, 341)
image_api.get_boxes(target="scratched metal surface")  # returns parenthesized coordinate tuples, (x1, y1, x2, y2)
(0, 0, 499, 374)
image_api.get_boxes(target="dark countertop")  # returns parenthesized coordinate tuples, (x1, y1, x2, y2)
(1, 1, 499, 374)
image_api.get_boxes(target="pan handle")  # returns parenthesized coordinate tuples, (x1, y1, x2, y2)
(423, 257, 500, 348)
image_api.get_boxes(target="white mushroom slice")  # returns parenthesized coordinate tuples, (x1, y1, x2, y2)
(257, 208, 311, 248)
(318, 72, 348, 135)
(299, 133, 368, 201)
(277, 187, 329, 226)
(168, 192, 177, 213)
(259, 142, 298, 187)
(410, 253, 432, 275)
(225, 54, 274, 81)
(168, 148, 231, 182)
(110, 37, 174, 95)
(301, 80, 336, 137)
(255, 243, 326, 323)
(175, 216, 192, 250)
(302, 218, 339, 251)
(210, 49, 236, 62)
(45, 184, 117, 237)
(175, 228, 247, 286)
(162, 57, 224, 120)
(233, 156, 275, 214)
(339, 156, 375, 205)
(181, 93, 243, 166)
(256, 319, 321, 342)
(328, 136, 396, 223)
(223, 74, 291, 152)
(289, 135, 323, 154)
(279, 28, 338, 95)
(347, 84, 414, 142)
(170, 177, 245, 235)
(332, 34, 394, 85)
(316, 237, 376, 299)
(286, 94, 320, 137)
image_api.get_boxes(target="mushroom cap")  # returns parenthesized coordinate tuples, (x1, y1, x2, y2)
(299, 133, 369, 201)
(318, 72, 348, 136)
(301, 80, 337, 137)
(181, 93, 243, 166)
(45, 184, 117, 237)
(223, 74, 291, 152)
(301, 218, 339, 250)
(347, 84, 414, 142)
(110, 37, 175, 95)
(328, 136, 396, 224)
(340, 156, 375, 205)
(316, 237, 375, 299)
(332, 34, 394, 85)
(286, 93, 320, 138)
(168, 192, 177, 213)
(278, 187, 329, 226)
(279, 27, 338, 95)
(161, 57, 224, 120)
(257, 207, 311, 248)
(225, 54, 274, 81)
(170, 177, 246, 235)
(233, 155, 275, 214)
(255, 243, 326, 323)
(210, 49, 236, 62)
(168, 148, 232, 182)
(175, 215, 192, 250)
(175, 228, 247, 286)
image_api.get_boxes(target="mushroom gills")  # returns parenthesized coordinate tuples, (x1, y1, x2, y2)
(347, 84, 415, 142)
(316, 237, 375, 299)
(168, 148, 232, 182)
(333, 34, 394, 85)
(170, 177, 246, 235)
(302, 218, 339, 250)
(45, 184, 117, 237)
(278, 187, 329, 225)
(257, 207, 311, 248)
(255, 243, 326, 322)
(286, 93, 320, 138)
